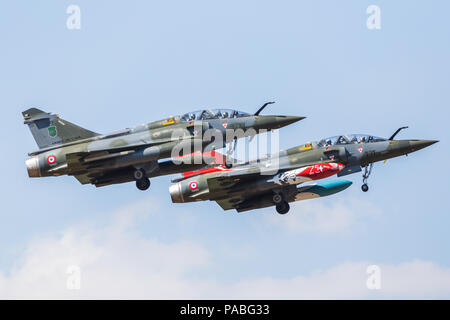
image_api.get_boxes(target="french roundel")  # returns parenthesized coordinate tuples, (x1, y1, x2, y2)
(47, 155, 56, 164)
(189, 182, 198, 190)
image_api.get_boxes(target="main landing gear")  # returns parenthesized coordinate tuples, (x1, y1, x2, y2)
(361, 163, 373, 192)
(273, 193, 290, 214)
(134, 168, 150, 191)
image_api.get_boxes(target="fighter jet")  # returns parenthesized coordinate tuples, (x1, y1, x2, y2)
(23, 103, 303, 190)
(169, 127, 437, 214)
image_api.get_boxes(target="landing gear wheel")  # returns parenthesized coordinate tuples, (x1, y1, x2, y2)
(272, 193, 284, 204)
(134, 168, 146, 180)
(361, 184, 369, 192)
(276, 201, 290, 214)
(225, 162, 233, 169)
(136, 178, 151, 191)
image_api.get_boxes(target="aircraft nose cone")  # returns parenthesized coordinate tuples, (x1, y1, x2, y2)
(278, 116, 305, 127)
(408, 139, 439, 152)
(254, 115, 305, 130)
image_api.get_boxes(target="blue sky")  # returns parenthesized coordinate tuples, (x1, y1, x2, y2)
(0, 1, 449, 298)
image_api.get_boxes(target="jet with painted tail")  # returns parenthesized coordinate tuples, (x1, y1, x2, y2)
(22, 103, 304, 190)
(169, 127, 437, 214)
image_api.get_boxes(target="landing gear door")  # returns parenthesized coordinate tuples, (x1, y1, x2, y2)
(337, 165, 362, 177)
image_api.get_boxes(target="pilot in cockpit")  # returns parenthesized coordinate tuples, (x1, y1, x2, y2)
(200, 110, 214, 120)
(336, 136, 346, 145)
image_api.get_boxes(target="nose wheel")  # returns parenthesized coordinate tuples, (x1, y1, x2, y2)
(361, 163, 373, 192)
(134, 169, 151, 191)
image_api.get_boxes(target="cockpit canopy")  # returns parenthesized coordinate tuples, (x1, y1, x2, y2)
(317, 134, 387, 147)
(180, 109, 250, 121)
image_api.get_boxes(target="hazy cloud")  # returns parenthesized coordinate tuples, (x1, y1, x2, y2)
(1, 198, 448, 299)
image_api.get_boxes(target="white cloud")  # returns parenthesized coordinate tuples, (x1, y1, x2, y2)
(1, 198, 449, 299)
(0, 198, 209, 299)
(222, 260, 450, 299)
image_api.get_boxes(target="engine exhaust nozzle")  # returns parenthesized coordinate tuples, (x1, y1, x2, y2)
(169, 183, 184, 203)
(26, 156, 41, 177)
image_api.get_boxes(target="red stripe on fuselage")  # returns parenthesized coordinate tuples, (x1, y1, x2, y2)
(183, 166, 231, 179)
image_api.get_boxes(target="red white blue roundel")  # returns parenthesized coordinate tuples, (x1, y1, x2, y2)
(222, 121, 228, 128)
(189, 181, 198, 190)
(47, 155, 56, 164)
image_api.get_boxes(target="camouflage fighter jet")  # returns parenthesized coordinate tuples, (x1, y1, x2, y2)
(23, 103, 304, 190)
(169, 127, 437, 214)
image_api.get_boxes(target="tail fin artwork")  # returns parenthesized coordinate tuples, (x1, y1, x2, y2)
(22, 108, 99, 149)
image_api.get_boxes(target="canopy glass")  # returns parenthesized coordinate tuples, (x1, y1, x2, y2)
(180, 109, 250, 121)
(316, 134, 387, 147)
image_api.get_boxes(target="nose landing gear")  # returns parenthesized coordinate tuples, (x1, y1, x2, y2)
(361, 163, 373, 192)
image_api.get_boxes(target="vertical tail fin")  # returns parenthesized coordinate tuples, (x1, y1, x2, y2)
(22, 108, 99, 149)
